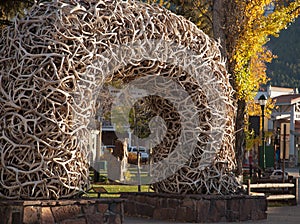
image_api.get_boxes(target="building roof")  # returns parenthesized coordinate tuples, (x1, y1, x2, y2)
(255, 86, 298, 103)
(273, 94, 300, 105)
(267, 85, 297, 98)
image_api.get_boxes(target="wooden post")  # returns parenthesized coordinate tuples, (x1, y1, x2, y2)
(293, 178, 298, 205)
(282, 124, 286, 183)
(247, 179, 251, 195)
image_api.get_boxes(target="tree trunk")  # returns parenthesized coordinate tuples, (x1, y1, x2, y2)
(235, 99, 246, 175)
(212, 0, 227, 59)
(213, 0, 245, 175)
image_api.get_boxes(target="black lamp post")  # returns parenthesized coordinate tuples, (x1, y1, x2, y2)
(258, 94, 267, 170)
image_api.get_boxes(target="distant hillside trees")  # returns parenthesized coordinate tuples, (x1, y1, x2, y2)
(267, 17, 300, 88)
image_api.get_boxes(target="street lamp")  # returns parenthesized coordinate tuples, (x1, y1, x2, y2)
(258, 94, 267, 170)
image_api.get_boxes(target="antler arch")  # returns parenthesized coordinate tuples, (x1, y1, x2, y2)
(0, 0, 239, 199)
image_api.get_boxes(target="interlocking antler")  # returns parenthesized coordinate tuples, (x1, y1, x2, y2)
(0, 0, 240, 199)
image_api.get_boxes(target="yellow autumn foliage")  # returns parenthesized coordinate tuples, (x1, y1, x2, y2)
(234, 0, 300, 101)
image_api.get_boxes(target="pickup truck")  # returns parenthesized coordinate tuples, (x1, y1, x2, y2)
(128, 146, 149, 163)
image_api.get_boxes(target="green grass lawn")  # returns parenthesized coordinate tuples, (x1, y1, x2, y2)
(93, 184, 151, 192)
(88, 166, 154, 197)
(84, 184, 153, 198)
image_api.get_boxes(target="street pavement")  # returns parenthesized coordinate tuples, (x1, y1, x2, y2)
(124, 167, 300, 224)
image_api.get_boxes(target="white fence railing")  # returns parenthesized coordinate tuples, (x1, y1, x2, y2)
(244, 178, 298, 205)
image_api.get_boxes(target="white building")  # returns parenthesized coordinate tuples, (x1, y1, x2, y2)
(256, 85, 300, 167)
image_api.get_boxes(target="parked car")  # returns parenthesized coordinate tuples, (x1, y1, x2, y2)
(128, 146, 149, 163)
(270, 169, 289, 180)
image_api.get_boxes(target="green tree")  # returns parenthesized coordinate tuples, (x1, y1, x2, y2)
(267, 17, 300, 89)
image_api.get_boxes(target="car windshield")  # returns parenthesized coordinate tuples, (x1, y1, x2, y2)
(129, 147, 146, 152)
(273, 171, 287, 175)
